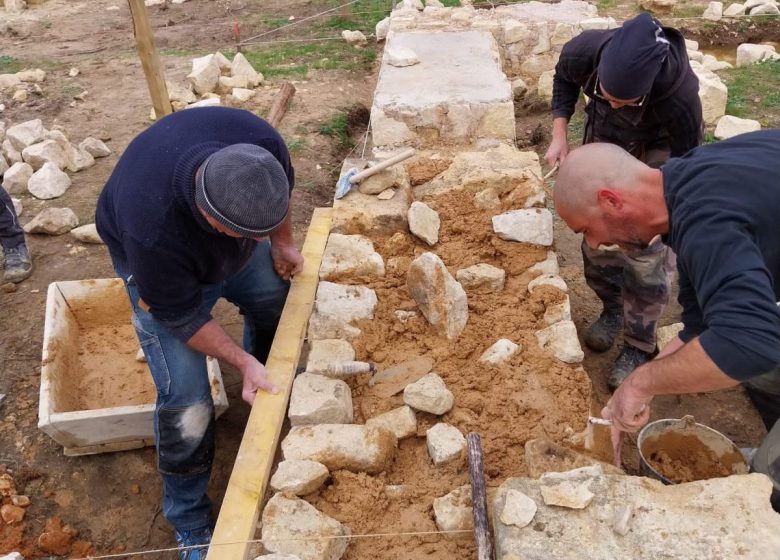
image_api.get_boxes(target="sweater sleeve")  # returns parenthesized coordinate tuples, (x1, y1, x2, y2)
(657, 74, 703, 157)
(123, 234, 212, 342)
(677, 262, 706, 343)
(551, 32, 601, 120)
(677, 217, 780, 380)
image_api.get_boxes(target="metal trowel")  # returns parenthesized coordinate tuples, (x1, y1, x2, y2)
(369, 356, 434, 398)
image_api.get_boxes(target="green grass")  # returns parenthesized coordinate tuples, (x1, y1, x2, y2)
(286, 138, 306, 152)
(0, 55, 24, 74)
(722, 60, 780, 121)
(670, 4, 702, 18)
(568, 110, 585, 140)
(241, 41, 376, 78)
(318, 112, 352, 147)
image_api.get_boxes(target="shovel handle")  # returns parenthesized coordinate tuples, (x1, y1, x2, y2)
(349, 147, 416, 184)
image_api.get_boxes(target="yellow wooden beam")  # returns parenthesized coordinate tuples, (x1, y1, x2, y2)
(208, 208, 332, 560)
(127, 0, 173, 119)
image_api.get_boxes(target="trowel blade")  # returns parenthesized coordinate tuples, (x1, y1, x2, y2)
(369, 356, 434, 398)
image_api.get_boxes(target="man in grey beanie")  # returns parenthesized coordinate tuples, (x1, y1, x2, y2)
(544, 13, 703, 391)
(96, 107, 302, 560)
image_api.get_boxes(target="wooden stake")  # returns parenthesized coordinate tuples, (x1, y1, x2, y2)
(340, 0, 352, 18)
(467, 432, 493, 560)
(127, 0, 172, 119)
(208, 208, 332, 560)
(266, 82, 296, 128)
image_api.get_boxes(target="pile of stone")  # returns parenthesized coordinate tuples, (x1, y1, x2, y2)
(0, 67, 47, 107)
(160, 51, 264, 117)
(1, 118, 110, 237)
(704, 0, 780, 18)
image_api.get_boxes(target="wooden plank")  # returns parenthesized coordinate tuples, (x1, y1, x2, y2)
(208, 208, 333, 560)
(127, 0, 173, 119)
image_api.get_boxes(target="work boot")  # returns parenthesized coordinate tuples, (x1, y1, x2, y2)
(583, 310, 623, 352)
(175, 526, 211, 560)
(2, 244, 32, 283)
(607, 344, 656, 391)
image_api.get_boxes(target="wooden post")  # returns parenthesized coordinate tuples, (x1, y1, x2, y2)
(266, 82, 297, 128)
(207, 208, 332, 560)
(467, 432, 493, 560)
(127, 0, 172, 118)
(340, 0, 351, 18)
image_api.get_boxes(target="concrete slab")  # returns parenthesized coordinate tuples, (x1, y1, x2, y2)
(372, 31, 513, 148)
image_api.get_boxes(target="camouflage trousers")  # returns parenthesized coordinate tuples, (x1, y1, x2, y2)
(582, 237, 677, 353)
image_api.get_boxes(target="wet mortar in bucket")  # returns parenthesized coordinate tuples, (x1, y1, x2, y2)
(638, 415, 749, 484)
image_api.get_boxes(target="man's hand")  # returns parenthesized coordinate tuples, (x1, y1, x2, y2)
(238, 355, 278, 404)
(602, 372, 653, 433)
(544, 117, 571, 168)
(270, 243, 304, 281)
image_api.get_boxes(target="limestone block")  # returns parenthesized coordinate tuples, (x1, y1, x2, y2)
(366, 405, 417, 440)
(702, 1, 723, 19)
(492, 208, 553, 246)
(535, 320, 584, 364)
(217, 75, 249, 92)
(230, 52, 263, 86)
(27, 162, 71, 199)
(656, 322, 683, 351)
(214, 51, 232, 71)
(751, 2, 780, 13)
(23, 207, 78, 235)
(407, 252, 468, 340)
(289, 373, 353, 426)
(332, 184, 411, 235)
(306, 339, 355, 375)
(479, 339, 519, 365)
(79, 137, 111, 158)
(691, 63, 727, 125)
(685, 39, 699, 51)
(22, 140, 68, 170)
(532, 22, 550, 55)
(500, 489, 537, 528)
(544, 295, 571, 325)
(387, 46, 420, 67)
(6, 119, 45, 152)
(70, 224, 103, 244)
(456, 263, 505, 292)
(736, 43, 780, 66)
(476, 101, 515, 141)
(550, 23, 573, 46)
(403, 373, 454, 415)
(2, 140, 22, 165)
(724, 2, 746, 14)
(511, 78, 527, 100)
(578, 17, 611, 30)
(188, 54, 221, 95)
(502, 20, 530, 44)
(342, 30, 368, 46)
(270, 459, 329, 495)
(433, 486, 473, 532)
(527, 273, 568, 294)
(702, 54, 733, 71)
(688, 49, 704, 63)
(16, 68, 45, 83)
(307, 281, 377, 341)
(540, 473, 595, 509)
(358, 165, 404, 195)
(529, 251, 559, 275)
(714, 115, 761, 139)
(2, 162, 33, 194)
(320, 233, 385, 281)
(376, 17, 390, 41)
(0, 75, 22, 91)
(426, 422, 466, 466)
(261, 494, 350, 560)
(231, 87, 256, 102)
(370, 107, 416, 147)
(408, 201, 440, 245)
(281, 424, 396, 474)
(537, 69, 555, 101)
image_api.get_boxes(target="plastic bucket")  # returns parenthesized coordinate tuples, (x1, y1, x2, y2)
(637, 415, 748, 485)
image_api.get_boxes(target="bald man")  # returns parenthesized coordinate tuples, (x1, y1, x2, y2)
(545, 13, 703, 388)
(554, 130, 780, 510)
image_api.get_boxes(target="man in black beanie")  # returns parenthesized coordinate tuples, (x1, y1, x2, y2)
(544, 12, 703, 391)
(96, 107, 302, 560)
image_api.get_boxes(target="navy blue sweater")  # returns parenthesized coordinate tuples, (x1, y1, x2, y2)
(96, 107, 294, 342)
(662, 129, 780, 380)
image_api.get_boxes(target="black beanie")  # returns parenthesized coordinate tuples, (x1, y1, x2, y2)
(195, 144, 289, 238)
(598, 13, 670, 100)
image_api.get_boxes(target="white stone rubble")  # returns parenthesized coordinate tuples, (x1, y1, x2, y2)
(407, 201, 440, 245)
(529, 251, 559, 275)
(544, 295, 572, 325)
(500, 489, 537, 528)
(366, 405, 418, 440)
(690, 62, 728, 125)
(342, 30, 368, 47)
(231, 53, 263, 87)
(456, 263, 505, 292)
(22, 140, 68, 170)
(70, 224, 103, 244)
(2, 162, 33, 194)
(540, 470, 596, 509)
(79, 137, 111, 158)
(23, 207, 78, 235)
(188, 54, 221, 95)
(305, 339, 356, 376)
(736, 43, 780, 67)
(376, 17, 390, 41)
(403, 373, 454, 415)
(231, 88, 256, 102)
(714, 115, 761, 139)
(535, 320, 584, 363)
(537, 70, 555, 101)
(3, 140, 22, 165)
(11, 198, 22, 217)
(751, 2, 780, 13)
(27, 162, 71, 199)
(433, 486, 473, 531)
(6, 119, 45, 152)
(387, 46, 420, 67)
(288, 373, 353, 426)
(308, 281, 378, 340)
(527, 273, 568, 294)
(270, 459, 329, 496)
(702, 1, 724, 19)
(492, 209, 553, 246)
(407, 252, 468, 340)
(426, 422, 466, 466)
(723, 2, 747, 14)
(479, 339, 520, 366)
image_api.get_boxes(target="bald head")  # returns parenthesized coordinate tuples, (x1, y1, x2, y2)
(554, 143, 649, 217)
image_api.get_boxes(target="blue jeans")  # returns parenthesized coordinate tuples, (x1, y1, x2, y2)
(119, 241, 289, 531)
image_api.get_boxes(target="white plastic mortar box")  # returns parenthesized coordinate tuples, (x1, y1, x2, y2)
(38, 278, 229, 456)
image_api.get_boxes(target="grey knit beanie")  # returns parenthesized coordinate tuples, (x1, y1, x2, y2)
(195, 144, 289, 238)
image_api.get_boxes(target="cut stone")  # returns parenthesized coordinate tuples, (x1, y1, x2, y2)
(714, 115, 761, 139)
(306, 339, 356, 376)
(492, 208, 553, 246)
(456, 263, 505, 292)
(6, 119, 45, 152)
(27, 162, 71, 199)
(403, 373, 454, 415)
(500, 489, 537, 528)
(307, 281, 377, 341)
(23, 207, 78, 235)
(188, 54, 221, 95)
(288, 373, 353, 426)
(22, 139, 68, 170)
(426, 422, 466, 466)
(736, 43, 780, 66)
(527, 273, 568, 294)
(270, 459, 329, 496)
(261, 494, 350, 560)
(320, 233, 385, 282)
(366, 405, 417, 440)
(479, 339, 520, 366)
(282, 424, 396, 474)
(387, 46, 420, 67)
(543, 295, 571, 325)
(537, 69, 555, 101)
(535, 320, 584, 363)
(433, 486, 473, 532)
(408, 201, 440, 246)
(407, 252, 468, 340)
(2, 162, 33, 194)
(690, 62, 728, 125)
